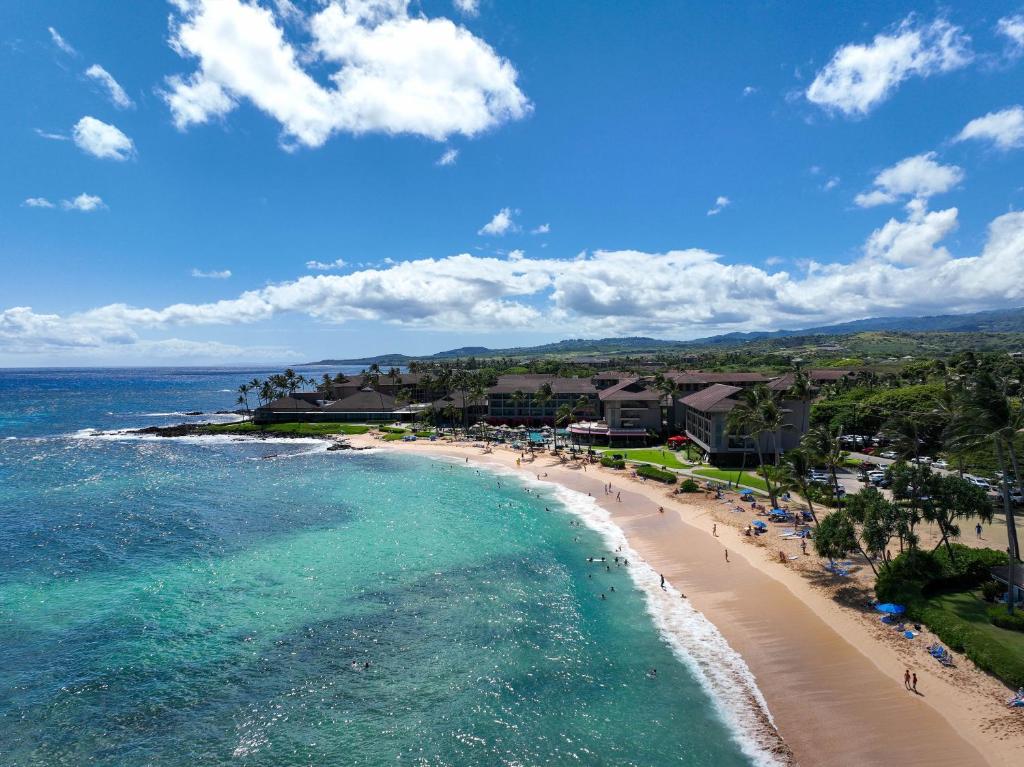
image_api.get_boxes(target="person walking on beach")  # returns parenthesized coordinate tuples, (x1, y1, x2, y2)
(616, 491, 621, 502)
(724, 549, 729, 562)
(660, 573, 665, 589)
(976, 522, 983, 538)
(658, 506, 664, 514)
(712, 523, 717, 537)
(904, 669, 911, 689)
(912, 673, 918, 693)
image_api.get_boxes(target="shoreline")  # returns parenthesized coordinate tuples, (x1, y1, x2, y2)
(348, 432, 1021, 767)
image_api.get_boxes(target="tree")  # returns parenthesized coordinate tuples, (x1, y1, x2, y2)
(726, 385, 783, 507)
(236, 383, 252, 420)
(510, 389, 525, 422)
(654, 373, 682, 435)
(774, 448, 820, 525)
(788, 369, 814, 435)
(802, 424, 845, 506)
(555, 404, 572, 450)
(814, 509, 858, 568)
(844, 487, 903, 575)
(533, 382, 554, 428)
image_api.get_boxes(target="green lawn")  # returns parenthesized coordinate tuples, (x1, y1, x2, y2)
(200, 422, 370, 436)
(599, 447, 690, 470)
(692, 467, 769, 492)
(930, 591, 1024, 652)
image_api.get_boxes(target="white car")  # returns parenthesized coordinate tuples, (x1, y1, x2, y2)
(879, 451, 898, 460)
(932, 459, 949, 469)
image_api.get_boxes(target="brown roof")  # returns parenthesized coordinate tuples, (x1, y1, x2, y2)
(322, 390, 396, 412)
(680, 384, 742, 413)
(262, 395, 320, 412)
(599, 378, 662, 401)
(667, 371, 773, 385)
(431, 392, 486, 409)
(488, 375, 597, 395)
(808, 369, 854, 381)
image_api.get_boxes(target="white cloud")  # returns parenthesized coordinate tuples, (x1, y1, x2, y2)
(507, 249, 525, 261)
(163, 0, 529, 149)
(23, 197, 55, 208)
(6, 203, 1024, 352)
(955, 106, 1024, 150)
(453, 0, 479, 16)
(305, 258, 348, 271)
(479, 207, 517, 235)
(35, 129, 68, 141)
(61, 193, 106, 212)
(72, 116, 135, 160)
(742, 85, 757, 96)
(823, 176, 840, 191)
(436, 147, 458, 166)
(531, 223, 550, 235)
(191, 268, 232, 279)
(854, 152, 962, 207)
(807, 17, 972, 116)
(706, 196, 730, 216)
(48, 26, 75, 55)
(85, 64, 134, 109)
(997, 14, 1024, 54)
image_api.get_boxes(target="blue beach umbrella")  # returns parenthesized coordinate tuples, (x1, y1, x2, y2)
(751, 520, 767, 530)
(875, 603, 906, 615)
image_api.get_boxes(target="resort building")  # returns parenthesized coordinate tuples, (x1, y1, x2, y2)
(484, 375, 599, 426)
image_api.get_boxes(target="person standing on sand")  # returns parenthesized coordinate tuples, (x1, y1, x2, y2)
(912, 673, 918, 693)
(616, 492, 621, 502)
(658, 506, 664, 514)
(660, 573, 665, 589)
(712, 523, 717, 537)
(724, 549, 729, 562)
(976, 522, 983, 538)
(904, 669, 911, 689)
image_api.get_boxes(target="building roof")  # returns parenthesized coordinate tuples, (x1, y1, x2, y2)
(680, 384, 742, 413)
(599, 378, 662, 401)
(488, 375, 597, 395)
(991, 565, 1024, 590)
(375, 372, 427, 386)
(667, 370, 773, 385)
(431, 392, 487, 409)
(322, 389, 396, 412)
(261, 395, 320, 412)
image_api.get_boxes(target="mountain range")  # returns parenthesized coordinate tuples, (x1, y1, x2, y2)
(303, 306, 1024, 366)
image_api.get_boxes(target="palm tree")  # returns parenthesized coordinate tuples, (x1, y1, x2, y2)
(775, 448, 820, 525)
(510, 389, 525, 422)
(726, 385, 780, 506)
(533, 382, 554, 429)
(802, 424, 845, 506)
(724, 406, 754, 491)
(788, 369, 814, 435)
(555, 404, 572, 450)
(236, 383, 252, 420)
(654, 373, 682, 436)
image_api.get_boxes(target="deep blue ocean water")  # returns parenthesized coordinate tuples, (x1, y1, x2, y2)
(0, 368, 775, 766)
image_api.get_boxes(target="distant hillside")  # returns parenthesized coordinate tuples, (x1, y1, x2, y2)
(301, 306, 1024, 365)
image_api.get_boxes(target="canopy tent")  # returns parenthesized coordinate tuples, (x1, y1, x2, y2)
(667, 435, 689, 443)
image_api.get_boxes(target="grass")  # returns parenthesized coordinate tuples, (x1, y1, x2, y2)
(923, 589, 1024, 688)
(598, 447, 690, 470)
(692, 467, 769, 492)
(930, 591, 1024, 651)
(200, 422, 370, 436)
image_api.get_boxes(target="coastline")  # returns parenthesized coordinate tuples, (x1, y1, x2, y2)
(347, 433, 1021, 767)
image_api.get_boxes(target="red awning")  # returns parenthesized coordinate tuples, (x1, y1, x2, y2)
(667, 435, 689, 443)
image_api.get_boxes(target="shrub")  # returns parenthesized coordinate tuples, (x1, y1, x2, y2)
(875, 549, 943, 606)
(981, 580, 1005, 603)
(601, 456, 626, 469)
(931, 545, 1008, 591)
(679, 478, 700, 493)
(988, 605, 1024, 633)
(636, 465, 676, 484)
(919, 604, 1024, 688)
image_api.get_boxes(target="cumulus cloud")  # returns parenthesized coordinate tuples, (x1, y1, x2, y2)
(531, 223, 550, 234)
(854, 152, 963, 207)
(453, 0, 478, 16)
(72, 116, 135, 160)
(955, 106, 1024, 150)
(823, 176, 840, 191)
(707, 196, 730, 216)
(997, 14, 1024, 55)
(85, 64, 134, 109)
(8, 200, 1024, 356)
(191, 268, 232, 279)
(479, 207, 517, 235)
(163, 0, 529, 149)
(61, 193, 106, 212)
(48, 26, 75, 55)
(742, 85, 757, 96)
(436, 147, 458, 166)
(305, 258, 347, 271)
(807, 17, 972, 116)
(23, 197, 55, 208)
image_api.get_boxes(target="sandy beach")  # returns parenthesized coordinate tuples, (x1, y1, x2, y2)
(349, 433, 1023, 767)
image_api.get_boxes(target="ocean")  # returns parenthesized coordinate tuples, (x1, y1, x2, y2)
(0, 368, 778, 766)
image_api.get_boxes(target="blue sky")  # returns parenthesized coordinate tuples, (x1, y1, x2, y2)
(3, 1, 1024, 365)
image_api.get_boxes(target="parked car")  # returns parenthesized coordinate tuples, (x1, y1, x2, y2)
(932, 459, 949, 469)
(879, 451, 898, 460)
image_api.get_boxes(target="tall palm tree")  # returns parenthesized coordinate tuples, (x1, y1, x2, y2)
(802, 424, 845, 506)
(775, 448, 820, 525)
(510, 389, 525, 422)
(555, 404, 572, 450)
(654, 373, 682, 436)
(727, 385, 780, 506)
(724, 405, 754, 491)
(533, 382, 554, 429)
(788, 369, 814, 435)
(236, 383, 252, 420)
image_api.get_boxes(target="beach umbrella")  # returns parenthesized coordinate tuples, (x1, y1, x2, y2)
(875, 603, 906, 615)
(751, 520, 767, 530)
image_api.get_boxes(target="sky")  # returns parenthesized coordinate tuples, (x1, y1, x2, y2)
(3, 0, 1024, 366)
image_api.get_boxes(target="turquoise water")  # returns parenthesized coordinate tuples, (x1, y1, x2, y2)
(0, 370, 773, 766)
